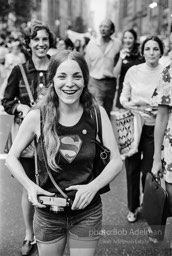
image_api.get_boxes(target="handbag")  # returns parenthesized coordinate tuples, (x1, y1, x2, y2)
(111, 110, 135, 155)
(93, 105, 111, 194)
(142, 172, 168, 241)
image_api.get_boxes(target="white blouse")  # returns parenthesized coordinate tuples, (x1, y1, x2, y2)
(120, 63, 163, 125)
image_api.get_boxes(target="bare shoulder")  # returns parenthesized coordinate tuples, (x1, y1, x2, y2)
(23, 109, 40, 135)
(25, 108, 40, 122)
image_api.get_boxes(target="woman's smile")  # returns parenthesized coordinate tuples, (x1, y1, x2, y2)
(62, 89, 79, 95)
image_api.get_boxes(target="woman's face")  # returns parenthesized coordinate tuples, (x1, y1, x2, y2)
(123, 31, 135, 49)
(53, 59, 85, 106)
(143, 40, 161, 67)
(29, 29, 50, 58)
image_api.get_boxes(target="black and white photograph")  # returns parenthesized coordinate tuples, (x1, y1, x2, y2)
(0, 0, 172, 255)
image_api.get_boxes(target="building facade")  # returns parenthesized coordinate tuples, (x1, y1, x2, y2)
(40, 0, 91, 38)
(32, 0, 172, 41)
(110, 0, 172, 39)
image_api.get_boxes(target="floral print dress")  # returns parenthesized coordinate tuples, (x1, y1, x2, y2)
(152, 64, 172, 183)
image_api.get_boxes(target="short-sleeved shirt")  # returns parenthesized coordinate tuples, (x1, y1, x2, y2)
(152, 65, 172, 183)
(85, 37, 121, 79)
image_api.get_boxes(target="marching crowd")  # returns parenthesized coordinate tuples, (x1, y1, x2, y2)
(0, 18, 172, 256)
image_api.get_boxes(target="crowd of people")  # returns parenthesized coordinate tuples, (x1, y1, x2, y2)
(0, 18, 172, 256)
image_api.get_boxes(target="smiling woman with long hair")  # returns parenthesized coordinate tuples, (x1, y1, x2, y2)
(5, 50, 122, 256)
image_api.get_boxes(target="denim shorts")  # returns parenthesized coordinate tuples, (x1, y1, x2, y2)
(33, 201, 102, 243)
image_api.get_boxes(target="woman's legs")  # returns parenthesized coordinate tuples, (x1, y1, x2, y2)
(124, 125, 154, 222)
(20, 157, 35, 242)
(69, 238, 98, 256)
(37, 236, 98, 256)
(125, 152, 141, 213)
(37, 237, 67, 256)
(140, 126, 154, 192)
(69, 202, 102, 256)
(22, 188, 34, 241)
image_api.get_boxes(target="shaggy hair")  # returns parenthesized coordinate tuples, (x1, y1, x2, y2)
(23, 20, 54, 52)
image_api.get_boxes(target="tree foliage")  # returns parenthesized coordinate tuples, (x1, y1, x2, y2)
(11, 0, 33, 23)
(0, 0, 33, 24)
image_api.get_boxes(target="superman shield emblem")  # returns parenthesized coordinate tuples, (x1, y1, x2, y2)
(59, 135, 82, 163)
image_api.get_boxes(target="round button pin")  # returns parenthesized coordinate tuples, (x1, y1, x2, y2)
(82, 129, 87, 135)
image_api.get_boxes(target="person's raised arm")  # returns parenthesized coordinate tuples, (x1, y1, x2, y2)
(113, 48, 130, 78)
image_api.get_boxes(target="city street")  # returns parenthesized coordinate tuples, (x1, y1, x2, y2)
(0, 113, 172, 256)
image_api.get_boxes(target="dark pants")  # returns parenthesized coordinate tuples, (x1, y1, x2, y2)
(89, 77, 117, 117)
(116, 81, 123, 109)
(125, 125, 154, 213)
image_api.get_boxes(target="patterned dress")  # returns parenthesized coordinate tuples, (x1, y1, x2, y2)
(152, 64, 172, 183)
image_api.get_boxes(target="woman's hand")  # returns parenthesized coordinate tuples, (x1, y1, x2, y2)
(27, 183, 55, 208)
(122, 101, 136, 110)
(120, 48, 130, 60)
(66, 184, 98, 210)
(17, 104, 31, 118)
(151, 159, 162, 178)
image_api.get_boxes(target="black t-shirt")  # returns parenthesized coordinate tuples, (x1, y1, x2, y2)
(37, 108, 101, 205)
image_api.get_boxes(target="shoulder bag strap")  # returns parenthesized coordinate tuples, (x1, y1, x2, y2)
(19, 64, 35, 106)
(94, 105, 103, 143)
(19, 64, 38, 184)
(34, 138, 39, 186)
(39, 110, 71, 203)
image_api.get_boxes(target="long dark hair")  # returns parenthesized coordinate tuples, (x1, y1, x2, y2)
(36, 50, 94, 171)
(122, 29, 140, 57)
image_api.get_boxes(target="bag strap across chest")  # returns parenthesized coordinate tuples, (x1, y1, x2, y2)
(93, 105, 103, 143)
(38, 110, 72, 204)
(18, 64, 35, 106)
